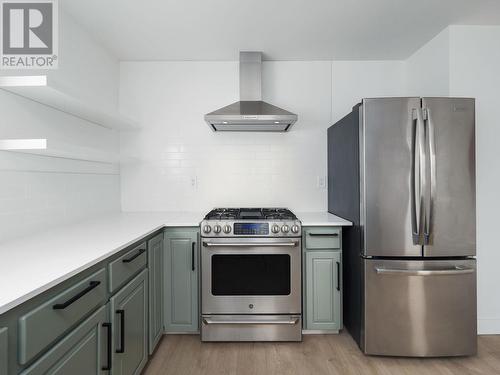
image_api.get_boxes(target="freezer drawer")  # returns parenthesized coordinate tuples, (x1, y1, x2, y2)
(363, 258, 476, 357)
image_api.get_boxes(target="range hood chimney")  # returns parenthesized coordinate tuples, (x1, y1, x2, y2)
(204, 52, 298, 132)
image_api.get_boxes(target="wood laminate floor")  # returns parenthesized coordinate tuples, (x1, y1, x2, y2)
(144, 333, 500, 375)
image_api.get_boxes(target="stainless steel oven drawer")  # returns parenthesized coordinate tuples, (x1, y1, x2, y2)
(201, 315, 302, 342)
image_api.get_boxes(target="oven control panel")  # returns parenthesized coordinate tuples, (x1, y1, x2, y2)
(201, 220, 301, 238)
(234, 223, 269, 235)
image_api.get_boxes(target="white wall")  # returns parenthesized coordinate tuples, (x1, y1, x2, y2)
(119, 60, 406, 213)
(0, 10, 121, 242)
(405, 28, 450, 96)
(332, 61, 407, 123)
(448, 26, 500, 334)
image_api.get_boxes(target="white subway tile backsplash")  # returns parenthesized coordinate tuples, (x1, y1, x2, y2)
(0, 170, 120, 242)
(119, 60, 407, 212)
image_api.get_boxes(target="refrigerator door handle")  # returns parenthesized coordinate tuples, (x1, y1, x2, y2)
(423, 108, 436, 245)
(375, 266, 474, 276)
(411, 108, 425, 245)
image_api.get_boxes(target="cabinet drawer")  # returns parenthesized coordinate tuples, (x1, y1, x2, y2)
(304, 228, 341, 249)
(108, 242, 147, 293)
(20, 305, 108, 375)
(18, 268, 107, 365)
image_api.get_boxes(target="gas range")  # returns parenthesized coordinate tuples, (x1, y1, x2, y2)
(200, 208, 301, 238)
(200, 207, 302, 342)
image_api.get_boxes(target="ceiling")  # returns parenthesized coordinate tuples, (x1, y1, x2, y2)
(62, 0, 500, 61)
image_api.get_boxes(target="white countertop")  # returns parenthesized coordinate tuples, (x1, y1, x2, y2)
(0, 211, 203, 315)
(297, 212, 352, 226)
(0, 210, 351, 315)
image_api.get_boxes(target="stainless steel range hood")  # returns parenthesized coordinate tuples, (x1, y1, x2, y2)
(204, 52, 298, 132)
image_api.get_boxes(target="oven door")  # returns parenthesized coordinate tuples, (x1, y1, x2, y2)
(201, 237, 301, 314)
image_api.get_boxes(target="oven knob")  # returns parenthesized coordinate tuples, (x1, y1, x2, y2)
(213, 225, 222, 234)
(271, 224, 280, 234)
(281, 225, 290, 233)
(223, 225, 232, 234)
(291, 225, 300, 234)
(203, 225, 212, 234)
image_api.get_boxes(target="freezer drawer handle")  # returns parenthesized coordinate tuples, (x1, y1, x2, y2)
(202, 318, 299, 325)
(203, 241, 298, 247)
(375, 266, 474, 276)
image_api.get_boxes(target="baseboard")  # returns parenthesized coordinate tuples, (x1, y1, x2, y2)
(478, 318, 500, 334)
(302, 329, 340, 334)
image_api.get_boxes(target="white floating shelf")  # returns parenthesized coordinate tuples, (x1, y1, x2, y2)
(0, 75, 140, 130)
(0, 138, 47, 150)
(1, 138, 120, 164)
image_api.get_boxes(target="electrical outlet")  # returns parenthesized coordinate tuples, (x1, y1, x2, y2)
(317, 176, 327, 189)
(190, 176, 198, 189)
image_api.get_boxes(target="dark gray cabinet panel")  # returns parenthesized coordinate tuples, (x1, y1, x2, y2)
(110, 269, 148, 375)
(0, 327, 7, 375)
(148, 234, 164, 354)
(164, 228, 199, 333)
(20, 305, 108, 375)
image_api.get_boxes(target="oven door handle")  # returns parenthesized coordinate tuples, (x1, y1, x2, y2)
(202, 241, 298, 248)
(202, 318, 300, 325)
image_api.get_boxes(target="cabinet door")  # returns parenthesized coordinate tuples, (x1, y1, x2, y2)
(305, 251, 341, 331)
(110, 269, 148, 375)
(20, 306, 109, 375)
(148, 233, 164, 354)
(164, 229, 199, 333)
(0, 328, 7, 375)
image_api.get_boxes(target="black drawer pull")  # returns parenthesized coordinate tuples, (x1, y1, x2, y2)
(336, 262, 341, 291)
(191, 242, 196, 271)
(102, 322, 112, 371)
(116, 309, 125, 353)
(122, 248, 146, 263)
(308, 233, 338, 237)
(52, 281, 100, 310)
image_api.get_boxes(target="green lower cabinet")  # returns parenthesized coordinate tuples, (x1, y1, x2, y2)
(305, 251, 342, 331)
(20, 305, 109, 375)
(164, 228, 199, 333)
(0, 327, 7, 375)
(148, 234, 164, 354)
(110, 269, 148, 375)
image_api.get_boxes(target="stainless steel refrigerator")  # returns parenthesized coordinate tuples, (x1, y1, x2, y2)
(328, 97, 476, 357)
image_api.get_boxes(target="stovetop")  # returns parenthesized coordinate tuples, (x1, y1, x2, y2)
(201, 208, 301, 237)
(204, 208, 297, 221)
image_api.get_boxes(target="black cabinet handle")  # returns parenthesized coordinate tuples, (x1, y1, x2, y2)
(336, 262, 341, 291)
(122, 248, 146, 263)
(102, 322, 112, 371)
(191, 242, 195, 271)
(116, 310, 125, 353)
(52, 281, 100, 310)
(309, 233, 338, 237)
